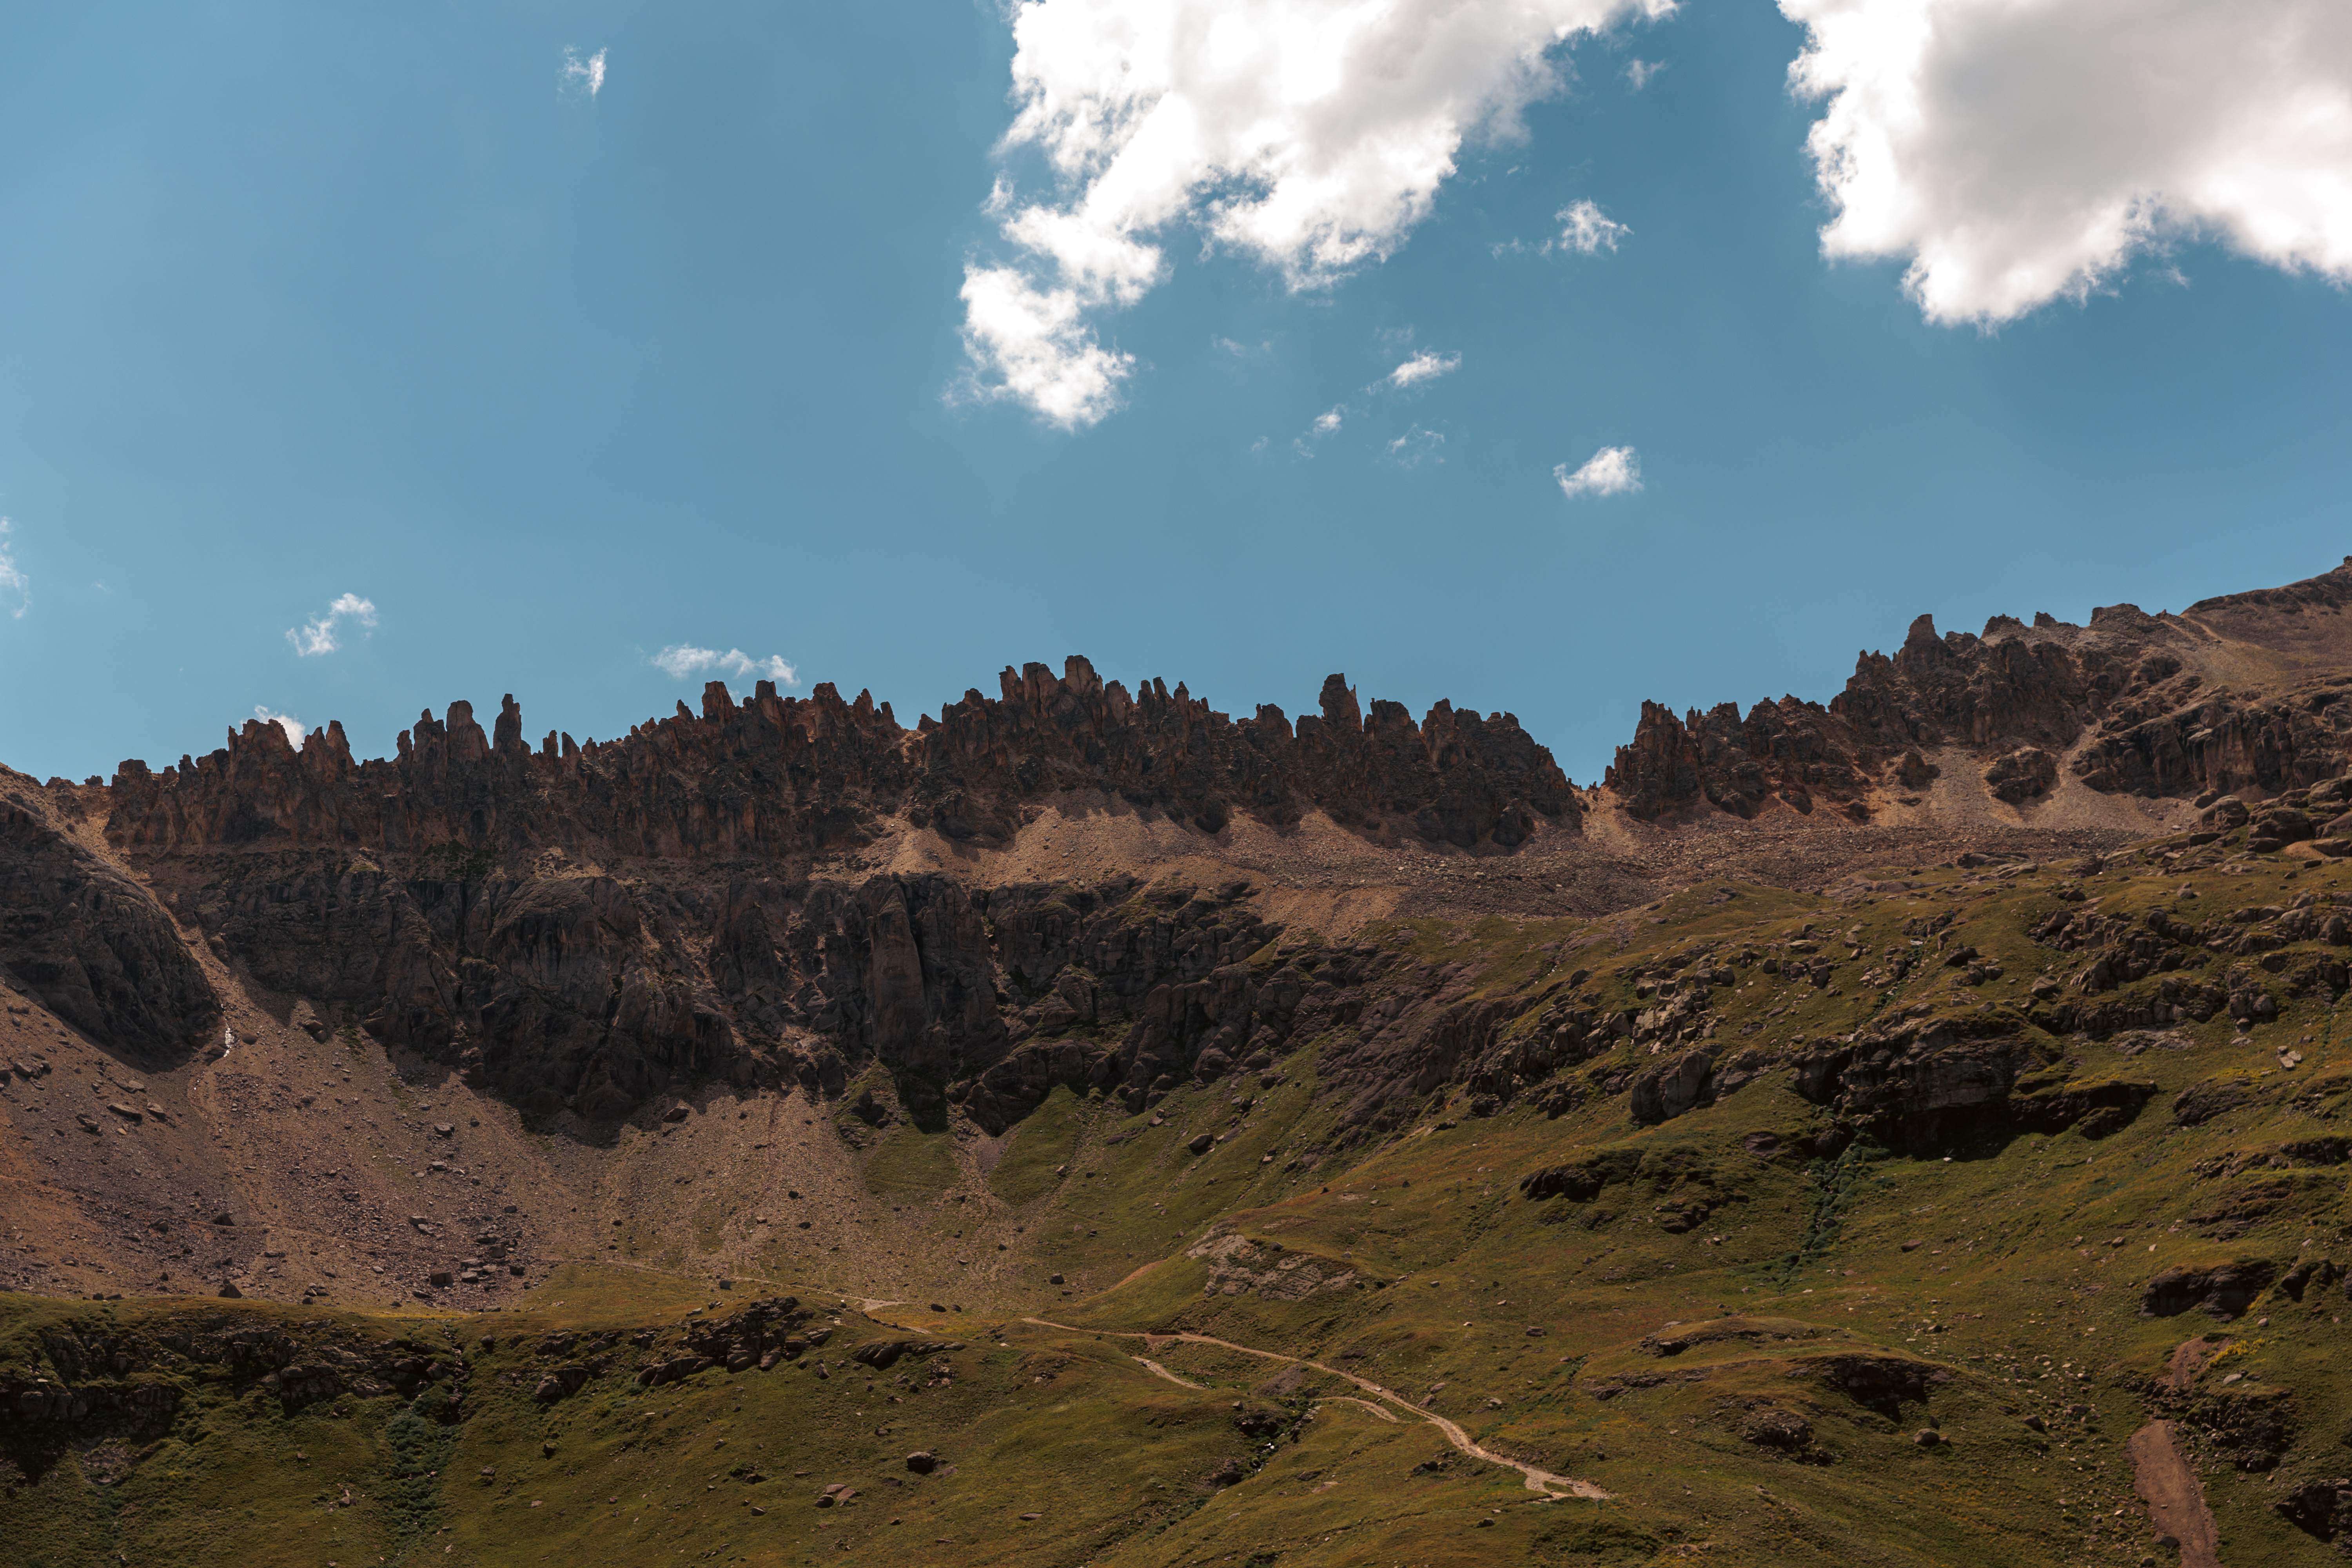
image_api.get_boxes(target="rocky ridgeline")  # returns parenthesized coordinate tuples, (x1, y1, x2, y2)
(4, 656, 1575, 1122)
(14, 560, 2352, 1138)
(102, 656, 1577, 858)
(1603, 559, 2352, 821)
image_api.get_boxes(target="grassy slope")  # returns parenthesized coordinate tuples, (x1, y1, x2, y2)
(9, 830, 2352, 1565)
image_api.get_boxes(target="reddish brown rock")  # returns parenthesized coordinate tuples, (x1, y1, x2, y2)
(1609, 559, 2352, 820)
(107, 661, 1577, 860)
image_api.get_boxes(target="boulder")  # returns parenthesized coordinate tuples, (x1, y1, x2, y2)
(532, 1366, 592, 1403)
(2141, 1259, 2276, 1319)
(1983, 748, 2058, 805)
(1630, 1050, 1714, 1124)
(1738, 1408, 1811, 1450)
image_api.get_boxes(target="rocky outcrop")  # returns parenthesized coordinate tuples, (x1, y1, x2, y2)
(1982, 748, 2057, 804)
(104, 659, 1578, 860)
(2140, 1259, 2276, 1319)
(2072, 682, 2352, 800)
(1786, 1017, 2105, 1148)
(2275, 1476, 2352, 1546)
(1603, 609, 2152, 820)
(1517, 1143, 1732, 1234)
(1606, 559, 2352, 821)
(1186, 1228, 1357, 1300)
(1788, 1020, 2051, 1142)
(173, 854, 1316, 1130)
(1630, 1049, 1715, 1124)
(0, 770, 218, 1060)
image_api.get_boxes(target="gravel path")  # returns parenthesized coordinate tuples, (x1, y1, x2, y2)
(1024, 1316, 1607, 1499)
(2126, 1419, 2219, 1568)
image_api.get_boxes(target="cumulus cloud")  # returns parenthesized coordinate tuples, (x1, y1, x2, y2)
(1555, 445, 1641, 498)
(0, 519, 25, 619)
(254, 707, 307, 748)
(1554, 199, 1630, 254)
(1386, 349, 1461, 389)
(285, 592, 377, 657)
(960, 0, 1676, 424)
(1783, 0, 2352, 325)
(956, 266, 1138, 428)
(561, 46, 607, 98)
(1626, 58, 1665, 89)
(652, 646, 800, 685)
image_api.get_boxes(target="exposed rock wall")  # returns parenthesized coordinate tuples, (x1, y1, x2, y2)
(103, 658, 1578, 858)
(2071, 681, 2352, 799)
(1602, 609, 2161, 820)
(174, 854, 1343, 1133)
(1604, 559, 2352, 822)
(0, 770, 218, 1059)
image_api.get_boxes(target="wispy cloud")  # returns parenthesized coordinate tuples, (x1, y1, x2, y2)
(1385, 350, 1461, 390)
(1292, 405, 1347, 457)
(254, 706, 307, 747)
(652, 646, 799, 685)
(1385, 426, 1446, 468)
(561, 47, 607, 98)
(1213, 336, 1271, 358)
(1555, 446, 1642, 499)
(1625, 59, 1666, 90)
(286, 592, 377, 657)
(1553, 201, 1630, 255)
(0, 519, 25, 619)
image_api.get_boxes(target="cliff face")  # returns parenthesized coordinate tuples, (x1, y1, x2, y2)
(0, 772, 218, 1059)
(1604, 560, 2352, 821)
(18, 559, 2352, 1142)
(103, 657, 1578, 860)
(174, 858, 1311, 1136)
(4, 658, 1577, 1129)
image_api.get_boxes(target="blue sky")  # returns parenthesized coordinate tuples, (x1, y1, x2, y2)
(3, 0, 2348, 787)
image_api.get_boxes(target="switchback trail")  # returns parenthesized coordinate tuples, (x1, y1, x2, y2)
(1021, 1317, 1608, 1500)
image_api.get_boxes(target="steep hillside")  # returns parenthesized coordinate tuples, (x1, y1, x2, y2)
(13, 556, 2352, 1566)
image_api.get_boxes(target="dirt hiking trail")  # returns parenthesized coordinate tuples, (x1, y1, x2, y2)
(1023, 1317, 1608, 1499)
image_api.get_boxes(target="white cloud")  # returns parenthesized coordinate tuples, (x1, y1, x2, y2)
(1290, 404, 1347, 457)
(0, 519, 25, 619)
(254, 707, 307, 748)
(960, 0, 1677, 424)
(1626, 58, 1666, 89)
(955, 266, 1136, 429)
(285, 592, 377, 657)
(1782, 0, 2352, 325)
(1555, 445, 1641, 498)
(1553, 199, 1629, 254)
(561, 47, 607, 98)
(1386, 349, 1461, 389)
(1385, 425, 1446, 466)
(652, 646, 800, 686)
